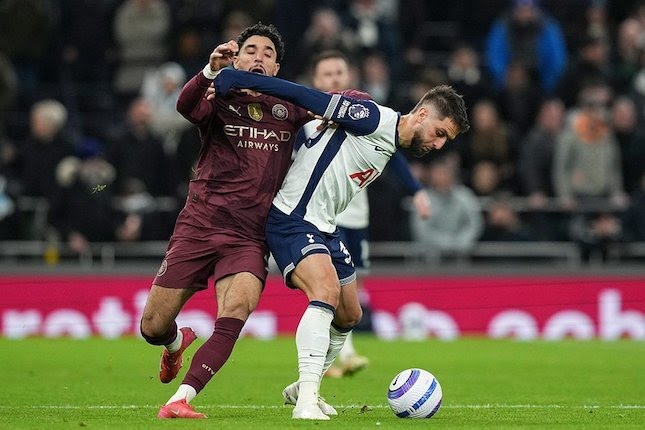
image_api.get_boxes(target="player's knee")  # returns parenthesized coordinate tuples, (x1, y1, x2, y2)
(345, 308, 363, 328)
(219, 299, 256, 320)
(140, 319, 179, 345)
(139, 314, 168, 343)
(335, 305, 362, 327)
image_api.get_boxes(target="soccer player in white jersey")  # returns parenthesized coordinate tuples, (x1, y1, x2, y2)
(213, 67, 469, 420)
(305, 51, 432, 379)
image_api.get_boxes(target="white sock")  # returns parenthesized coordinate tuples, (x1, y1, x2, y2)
(338, 331, 356, 363)
(165, 328, 183, 353)
(323, 325, 351, 372)
(297, 381, 319, 408)
(166, 384, 197, 404)
(296, 304, 334, 386)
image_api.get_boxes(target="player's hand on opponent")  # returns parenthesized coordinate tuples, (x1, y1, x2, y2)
(413, 189, 432, 219)
(307, 111, 335, 130)
(205, 83, 215, 101)
(208, 40, 238, 73)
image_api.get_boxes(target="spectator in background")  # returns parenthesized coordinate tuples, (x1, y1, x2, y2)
(359, 52, 393, 105)
(0, 53, 18, 118)
(0, 0, 52, 105)
(297, 8, 355, 80)
(569, 210, 622, 262)
(553, 82, 627, 210)
(611, 95, 644, 194)
(49, 138, 119, 254)
(410, 159, 483, 258)
(498, 60, 542, 135)
(59, 0, 112, 89)
(0, 52, 19, 238)
(613, 9, 644, 93)
(220, 10, 254, 43)
(622, 173, 645, 242)
(518, 98, 565, 204)
(16, 100, 74, 200)
(446, 44, 493, 109)
(480, 195, 536, 241)
(554, 82, 628, 261)
(485, 0, 567, 94)
(342, 0, 401, 78)
(460, 99, 519, 195)
(169, 0, 224, 51)
(174, 28, 206, 81)
(106, 98, 170, 198)
(112, 0, 171, 107)
(141, 62, 190, 155)
(557, 34, 613, 108)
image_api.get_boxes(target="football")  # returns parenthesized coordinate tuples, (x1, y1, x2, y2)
(386, 368, 443, 418)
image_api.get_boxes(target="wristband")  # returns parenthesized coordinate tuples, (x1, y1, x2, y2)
(202, 64, 221, 80)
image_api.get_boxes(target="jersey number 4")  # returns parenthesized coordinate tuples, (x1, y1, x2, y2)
(349, 168, 378, 188)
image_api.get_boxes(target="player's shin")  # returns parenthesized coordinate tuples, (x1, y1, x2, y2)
(295, 302, 334, 405)
(323, 323, 352, 373)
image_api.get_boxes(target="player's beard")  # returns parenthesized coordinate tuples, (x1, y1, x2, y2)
(409, 134, 427, 158)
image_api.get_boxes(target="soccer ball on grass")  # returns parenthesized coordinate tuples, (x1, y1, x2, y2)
(386, 368, 442, 418)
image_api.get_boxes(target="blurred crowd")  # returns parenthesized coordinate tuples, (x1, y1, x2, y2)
(0, 0, 645, 262)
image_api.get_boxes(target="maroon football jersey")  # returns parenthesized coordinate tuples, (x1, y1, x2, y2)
(176, 72, 309, 242)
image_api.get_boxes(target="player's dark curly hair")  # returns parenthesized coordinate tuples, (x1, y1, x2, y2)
(413, 85, 470, 133)
(237, 22, 285, 63)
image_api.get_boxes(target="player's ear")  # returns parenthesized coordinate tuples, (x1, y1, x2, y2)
(416, 106, 427, 124)
(272, 63, 281, 76)
(232, 55, 240, 69)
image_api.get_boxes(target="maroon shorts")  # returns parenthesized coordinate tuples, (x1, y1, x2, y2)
(152, 230, 269, 290)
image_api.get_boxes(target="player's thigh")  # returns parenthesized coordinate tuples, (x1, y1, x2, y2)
(215, 272, 263, 320)
(335, 279, 363, 328)
(291, 253, 341, 305)
(141, 284, 196, 333)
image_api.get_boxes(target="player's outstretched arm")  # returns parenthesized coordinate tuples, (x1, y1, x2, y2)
(214, 68, 380, 136)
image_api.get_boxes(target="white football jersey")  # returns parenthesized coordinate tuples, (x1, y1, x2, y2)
(273, 98, 399, 233)
(300, 121, 370, 230)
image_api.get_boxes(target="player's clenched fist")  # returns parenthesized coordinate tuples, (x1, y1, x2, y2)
(208, 40, 238, 72)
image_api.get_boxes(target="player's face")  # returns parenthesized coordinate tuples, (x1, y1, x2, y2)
(409, 104, 459, 158)
(233, 35, 280, 76)
(312, 58, 350, 92)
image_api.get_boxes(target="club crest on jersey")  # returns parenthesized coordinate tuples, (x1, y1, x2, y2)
(156, 259, 167, 277)
(272, 103, 288, 120)
(348, 104, 370, 120)
(247, 103, 263, 121)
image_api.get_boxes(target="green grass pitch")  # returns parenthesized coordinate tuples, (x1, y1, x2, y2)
(1, 336, 643, 429)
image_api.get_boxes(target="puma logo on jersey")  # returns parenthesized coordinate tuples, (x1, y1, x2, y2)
(228, 105, 242, 116)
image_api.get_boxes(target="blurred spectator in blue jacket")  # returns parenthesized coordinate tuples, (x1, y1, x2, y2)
(485, 0, 567, 94)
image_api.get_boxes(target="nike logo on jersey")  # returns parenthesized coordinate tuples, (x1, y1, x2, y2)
(228, 104, 242, 116)
(374, 145, 386, 152)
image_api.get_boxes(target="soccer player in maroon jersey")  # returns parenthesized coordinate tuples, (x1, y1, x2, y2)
(143, 24, 310, 419)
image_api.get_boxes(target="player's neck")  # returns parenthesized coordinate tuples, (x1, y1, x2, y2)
(397, 114, 414, 148)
